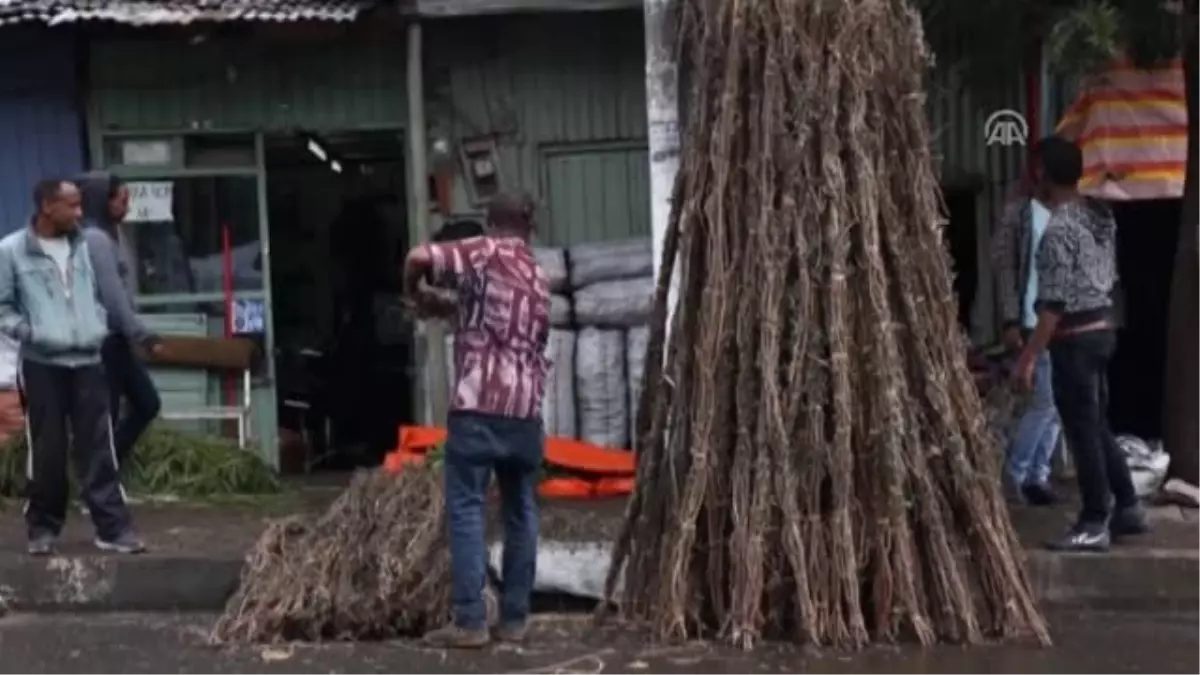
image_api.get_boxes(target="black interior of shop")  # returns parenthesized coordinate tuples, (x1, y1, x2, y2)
(1108, 198, 1183, 441)
(941, 187, 979, 333)
(264, 131, 415, 473)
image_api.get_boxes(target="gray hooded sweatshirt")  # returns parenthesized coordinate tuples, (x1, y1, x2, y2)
(77, 172, 159, 347)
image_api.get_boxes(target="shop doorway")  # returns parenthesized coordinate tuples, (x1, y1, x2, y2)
(941, 187, 978, 333)
(1108, 198, 1183, 441)
(264, 131, 413, 472)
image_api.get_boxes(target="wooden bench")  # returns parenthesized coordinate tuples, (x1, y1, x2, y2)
(143, 332, 260, 449)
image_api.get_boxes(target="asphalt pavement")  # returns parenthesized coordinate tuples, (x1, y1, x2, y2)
(0, 609, 1195, 673)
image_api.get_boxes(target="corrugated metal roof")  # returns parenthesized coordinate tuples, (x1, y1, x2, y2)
(0, 0, 376, 26)
(412, 0, 637, 17)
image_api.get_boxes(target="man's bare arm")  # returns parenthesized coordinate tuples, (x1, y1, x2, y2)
(403, 245, 433, 299)
(1023, 309, 1060, 357)
(403, 245, 457, 319)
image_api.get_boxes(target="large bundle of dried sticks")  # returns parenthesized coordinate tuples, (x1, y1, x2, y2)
(605, 0, 1050, 650)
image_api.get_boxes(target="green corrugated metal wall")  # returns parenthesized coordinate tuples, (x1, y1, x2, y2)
(541, 144, 649, 246)
(425, 11, 650, 245)
(87, 38, 407, 132)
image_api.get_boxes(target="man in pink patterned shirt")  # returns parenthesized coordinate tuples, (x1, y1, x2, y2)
(403, 192, 551, 648)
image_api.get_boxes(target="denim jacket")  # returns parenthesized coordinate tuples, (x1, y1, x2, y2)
(0, 226, 108, 367)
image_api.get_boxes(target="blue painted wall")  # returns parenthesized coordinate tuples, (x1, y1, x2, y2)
(0, 27, 85, 235)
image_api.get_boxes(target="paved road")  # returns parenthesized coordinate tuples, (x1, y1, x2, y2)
(0, 609, 1195, 673)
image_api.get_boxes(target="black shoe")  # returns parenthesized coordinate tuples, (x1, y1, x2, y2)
(27, 534, 57, 557)
(1021, 482, 1059, 506)
(1046, 523, 1110, 552)
(95, 532, 147, 554)
(1002, 476, 1026, 505)
(1110, 504, 1150, 538)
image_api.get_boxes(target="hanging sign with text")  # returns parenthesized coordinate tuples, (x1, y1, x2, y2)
(125, 181, 175, 223)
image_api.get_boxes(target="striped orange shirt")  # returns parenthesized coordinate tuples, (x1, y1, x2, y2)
(1055, 57, 1186, 201)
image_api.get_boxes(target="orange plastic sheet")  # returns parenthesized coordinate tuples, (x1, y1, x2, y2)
(392, 425, 635, 475)
(383, 425, 636, 499)
(537, 477, 635, 500)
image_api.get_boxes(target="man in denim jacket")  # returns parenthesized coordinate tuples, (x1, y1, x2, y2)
(0, 179, 143, 555)
(990, 147, 1061, 506)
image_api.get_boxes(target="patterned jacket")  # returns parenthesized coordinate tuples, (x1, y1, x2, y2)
(1035, 198, 1121, 327)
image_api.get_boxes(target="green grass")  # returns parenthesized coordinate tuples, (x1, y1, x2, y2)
(0, 424, 281, 500)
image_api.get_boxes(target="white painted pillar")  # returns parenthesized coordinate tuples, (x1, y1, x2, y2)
(406, 20, 450, 426)
(643, 0, 681, 323)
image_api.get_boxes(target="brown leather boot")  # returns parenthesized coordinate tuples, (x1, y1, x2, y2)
(422, 624, 490, 649)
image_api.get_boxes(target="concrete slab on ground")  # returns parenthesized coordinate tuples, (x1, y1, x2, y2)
(0, 609, 1196, 673)
(0, 495, 1194, 614)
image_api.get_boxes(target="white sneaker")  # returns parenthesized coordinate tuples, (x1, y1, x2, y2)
(95, 532, 147, 554)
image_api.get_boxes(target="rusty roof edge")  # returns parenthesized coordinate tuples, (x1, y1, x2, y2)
(0, 0, 380, 27)
(403, 0, 640, 17)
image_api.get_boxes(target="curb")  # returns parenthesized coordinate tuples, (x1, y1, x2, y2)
(1026, 548, 1200, 611)
(0, 555, 243, 612)
(2, 546, 1195, 614)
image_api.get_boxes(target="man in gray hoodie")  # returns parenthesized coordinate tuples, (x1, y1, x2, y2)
(77, 173, 162, 472)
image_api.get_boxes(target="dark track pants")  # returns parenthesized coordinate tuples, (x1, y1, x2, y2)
(102, 335, 161, 469)
(21, 359, 132, 541)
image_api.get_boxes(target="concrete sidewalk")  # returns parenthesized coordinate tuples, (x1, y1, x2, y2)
(0, 497, 1195, 614)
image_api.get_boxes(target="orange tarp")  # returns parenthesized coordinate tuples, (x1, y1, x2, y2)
(383, 425, 636, 499)
(1055, 56, 1186, 201)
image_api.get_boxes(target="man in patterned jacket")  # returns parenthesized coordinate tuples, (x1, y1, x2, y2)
(1013, 136, 1147, 553)
(990, 142, 1061, 506)
(403, 192, 551, 647)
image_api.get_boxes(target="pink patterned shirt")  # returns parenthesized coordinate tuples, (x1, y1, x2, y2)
(427, 235, 551, 420)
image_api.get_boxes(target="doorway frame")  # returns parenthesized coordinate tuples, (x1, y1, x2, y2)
(94, 128, 279, 466)
(262, 127, 416, 467)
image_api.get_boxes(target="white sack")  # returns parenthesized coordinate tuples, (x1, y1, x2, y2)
(0, 333, 17, 390)
(489, 540, 617, 600)
(575, 328, 628, 449)
(568, 238, 653, 289)
(542, 330, 578, 438)
(444, 329, 577, 439)
(550, 294, 573, 327)
(1118, 434, 1171, 499)
(573, 278, 653, 327)
(534, 247, 569, 293)
(626, 326, 650, 449)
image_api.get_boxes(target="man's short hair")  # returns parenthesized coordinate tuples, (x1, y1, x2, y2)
(433, 219, 485, 243)
(1038, 136, 1083, 187)
(486, 191, 536, 233)
(32, 178, 71, 210)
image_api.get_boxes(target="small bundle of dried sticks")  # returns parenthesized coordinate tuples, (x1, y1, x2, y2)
(211, 467, 452, 643)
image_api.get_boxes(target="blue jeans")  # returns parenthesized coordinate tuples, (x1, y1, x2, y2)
(444, 411, 544, 630)
(1005, 350, 1060, 487)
